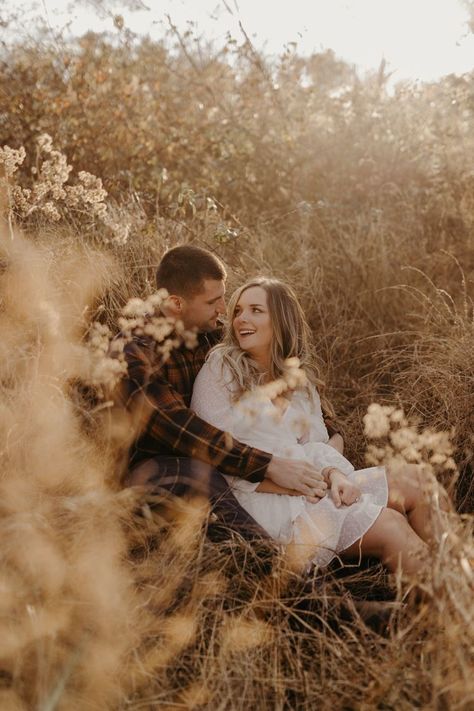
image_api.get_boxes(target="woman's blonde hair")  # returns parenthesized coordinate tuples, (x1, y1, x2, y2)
(211, 277, 328, 403)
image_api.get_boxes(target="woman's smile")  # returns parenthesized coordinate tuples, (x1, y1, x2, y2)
(232, 286, 273, 365)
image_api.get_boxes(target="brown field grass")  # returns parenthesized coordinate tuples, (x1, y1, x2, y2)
(0, 11, 473, 709)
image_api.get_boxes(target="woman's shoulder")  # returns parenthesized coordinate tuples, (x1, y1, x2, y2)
(292, 381, 321, 403)
(196, 347, 236, 391)
(204, 346, 227, 376)
(308, 381, 322, 402)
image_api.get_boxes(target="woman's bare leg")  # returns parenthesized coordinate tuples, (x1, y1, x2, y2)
(342, 508, 428, 575)
(385, 462, 452, 544)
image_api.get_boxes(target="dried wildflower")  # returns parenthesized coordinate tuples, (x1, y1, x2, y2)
(220, 616, 273, 655)
(35, 136, 72, 197)
(88, 321, 128, 389)
(364, 402, 458, 476)
(363, 403, 394, 439)
(143, 320, 175, 342)
(1, 136, 109, 228)
(86, 290, 196, 393)
(101, 217, 130, 245)
(37, 133, 53, 153)
(0, 145, 26, 177)
(122, 297, 151, 319)
(10, 185, 31, 213)
(365, 444, 388, 466)
(41, 201, 61, 221)
(249, 357, 307, 403)
(121, 291, 168, 320)
(162, 613, 197, 653)
(390, 426, 418, 451)
(67, 171, 108, 221)
(283, 356, 308, 389)
(233, 357, 308, 433)
(90, 355, 128, 390)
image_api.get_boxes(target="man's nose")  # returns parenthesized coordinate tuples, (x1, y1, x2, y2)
(216, 298, 226, 314)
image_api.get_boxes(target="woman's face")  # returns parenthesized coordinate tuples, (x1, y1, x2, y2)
(232, 286, 273, 360)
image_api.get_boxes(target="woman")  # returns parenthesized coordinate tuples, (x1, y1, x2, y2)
(191, 277, 445, 574)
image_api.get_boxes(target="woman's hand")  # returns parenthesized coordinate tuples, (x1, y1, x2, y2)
(256, 480, 309, 497)
(326, 468, 361, 508)
(257, 475, 324, 503)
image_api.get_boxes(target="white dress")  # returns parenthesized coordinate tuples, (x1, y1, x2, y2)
(191, 352, 388, 568)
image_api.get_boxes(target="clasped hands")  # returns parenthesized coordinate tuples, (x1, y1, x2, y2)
(322, 466, 362, 508)
(261, 457, 362, 506)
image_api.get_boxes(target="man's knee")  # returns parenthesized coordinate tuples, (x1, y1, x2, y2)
(125, 456, 228, 500)
(187, 459, 220, 490)
(124, 459, 158, 487)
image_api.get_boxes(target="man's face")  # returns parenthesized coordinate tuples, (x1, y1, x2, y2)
(180, 279, 226, 332)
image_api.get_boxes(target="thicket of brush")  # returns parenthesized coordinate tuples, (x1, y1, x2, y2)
(0, 8, 473, 709)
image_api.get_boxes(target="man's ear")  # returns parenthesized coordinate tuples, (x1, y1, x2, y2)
(163, 294, 184, 317)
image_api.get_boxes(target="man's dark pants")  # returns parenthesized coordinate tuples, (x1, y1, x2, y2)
(125, 456, 271, 543)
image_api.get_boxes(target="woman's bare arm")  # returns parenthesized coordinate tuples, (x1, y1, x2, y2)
(327, 433, 344, 454)
(255, 480, 303, 496)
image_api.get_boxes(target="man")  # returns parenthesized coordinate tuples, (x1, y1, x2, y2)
(122, 244, 327, 540)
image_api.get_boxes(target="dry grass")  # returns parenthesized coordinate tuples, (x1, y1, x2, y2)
(0, 10, 473, 709)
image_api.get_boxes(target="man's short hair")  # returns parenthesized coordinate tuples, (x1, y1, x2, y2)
(156, 244, 227, 297)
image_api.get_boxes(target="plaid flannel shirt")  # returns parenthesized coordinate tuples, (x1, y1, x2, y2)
(123, 329, 271, 483)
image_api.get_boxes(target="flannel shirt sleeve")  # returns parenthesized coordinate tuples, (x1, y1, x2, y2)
(124, 339, 271, 483)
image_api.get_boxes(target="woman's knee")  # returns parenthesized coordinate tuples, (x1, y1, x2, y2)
(378, 506, 410, 532)
(363, 508, 409, 557)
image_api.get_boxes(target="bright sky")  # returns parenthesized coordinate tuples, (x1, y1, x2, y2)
(13, 0, 474, 82)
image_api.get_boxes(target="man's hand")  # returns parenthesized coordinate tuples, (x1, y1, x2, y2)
(328, 469, 361, 508)
(266, 457, 327, 502)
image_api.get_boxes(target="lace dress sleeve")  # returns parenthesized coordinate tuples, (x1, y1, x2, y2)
(297, 386, 330, 443)
(294, 386, 355, 475)
(191, 352, 261, 493)
(191, 351, 235, 431)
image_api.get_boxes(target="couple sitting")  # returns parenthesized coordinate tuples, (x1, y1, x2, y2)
(124, 244, 446, 575)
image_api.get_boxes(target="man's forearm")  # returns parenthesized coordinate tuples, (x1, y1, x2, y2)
(135, 402, 272, 482)
(123, 338, 272, 482)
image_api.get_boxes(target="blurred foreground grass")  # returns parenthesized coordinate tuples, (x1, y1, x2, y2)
(0, 10, 473, 709)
